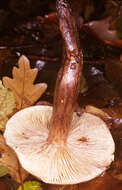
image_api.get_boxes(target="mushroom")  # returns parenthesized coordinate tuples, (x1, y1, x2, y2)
(4, 0, 115, 185)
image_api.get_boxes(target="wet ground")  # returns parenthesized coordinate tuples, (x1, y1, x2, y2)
(0, 17, 122, 190)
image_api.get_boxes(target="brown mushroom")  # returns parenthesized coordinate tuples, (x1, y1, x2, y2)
(4, 0, 115, 185)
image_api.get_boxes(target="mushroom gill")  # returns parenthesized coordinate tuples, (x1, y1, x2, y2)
(4, 105, 114, 184)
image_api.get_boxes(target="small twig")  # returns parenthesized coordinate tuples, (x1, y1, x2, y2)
(84, 60, 105, 65)
(27, 55, 59, 62)
(0, 44, 43, 50)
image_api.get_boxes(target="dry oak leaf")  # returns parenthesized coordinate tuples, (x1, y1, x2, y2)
(3, 55, 47, 109)
(0, 80, 16, 131)
(0, 134, 28, 183)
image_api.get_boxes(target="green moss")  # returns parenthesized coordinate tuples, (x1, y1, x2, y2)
(18, 181, 42, 190)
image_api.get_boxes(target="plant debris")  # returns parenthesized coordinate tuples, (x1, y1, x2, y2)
(18, 181, 42, 190)
(0, 80, 16, 131)
(0, 0, 122, 190)
(0, 166, 8, 177)
(3, 55, 47, 109)
(0, 134, 28, 183)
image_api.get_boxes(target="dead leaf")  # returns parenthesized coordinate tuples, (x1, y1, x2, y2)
(85, 105, 111, 122)
(0, 181, 6, 190)
(3, 55, 47, 109)
(110, 160, 122, 181)
(86, 17, 117, 42)
(80, 75, 88, 94)
(116, 15, 122, 40)
(36, 101, 52, 106)
(105, 57, 122, 96)
(85, 105, 111, 119)
(46, 184, 81, 190)
(0, 134, 28, 183)
(114, 174, 122, 181)
(0, 80, 16, 131)
(120, 54, 122, 62)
